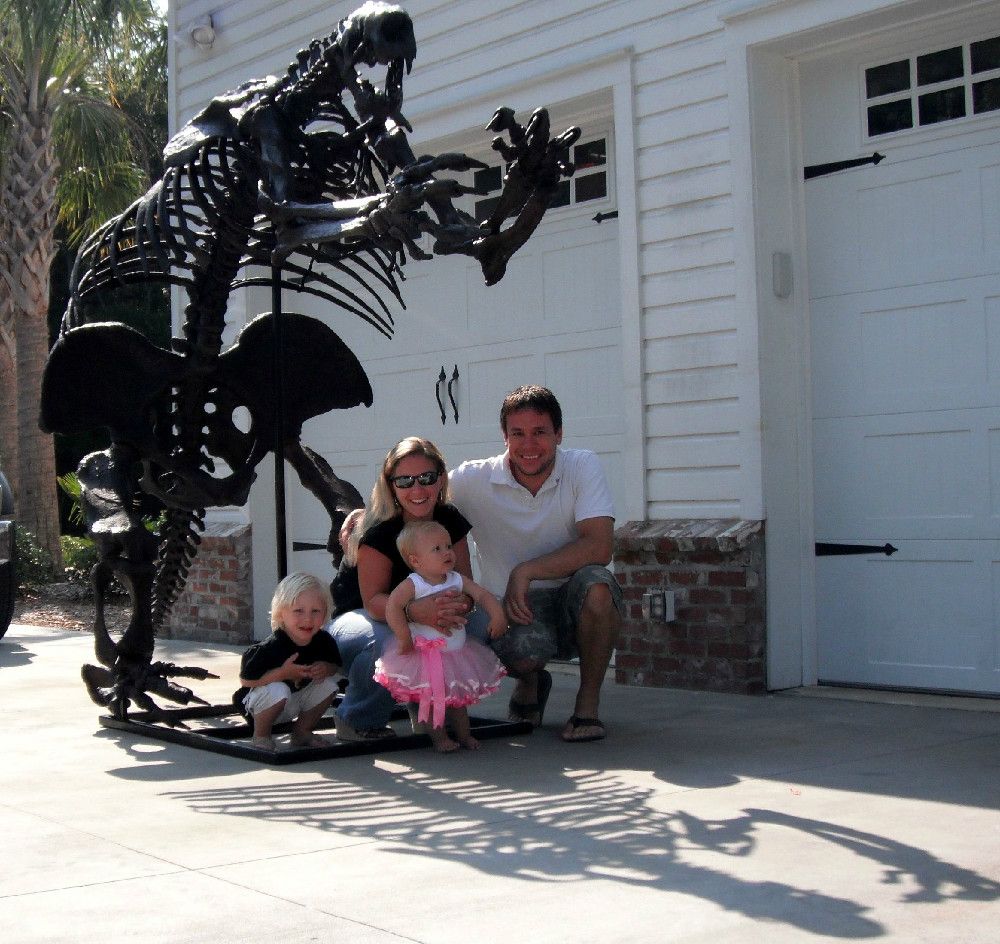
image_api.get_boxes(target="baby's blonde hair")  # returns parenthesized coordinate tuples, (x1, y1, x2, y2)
(270, 572, 333, 629)
(396, 520, 449, 563)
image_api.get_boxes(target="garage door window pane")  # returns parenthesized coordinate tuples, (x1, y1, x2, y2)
(474, 166, 502, 194)
(574, 139, 606, 170)
(918, 86, 966, 125)
(973, 77, 1000, 113)
(866, 59, 910, 97)
(548, 178, 571, 208)
(971, 36, 1000, 73)
(916, 47, 964, 86)
(474, 194, 501, 223)
(868, 98, 913, 136)
(575, 172, 607, 203)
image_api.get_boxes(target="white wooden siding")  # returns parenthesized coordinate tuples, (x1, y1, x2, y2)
(171, 0, 755, 520)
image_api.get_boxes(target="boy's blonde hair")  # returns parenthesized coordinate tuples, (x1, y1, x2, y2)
(396, 520, 449, 563)
(270, 572, 333, 629)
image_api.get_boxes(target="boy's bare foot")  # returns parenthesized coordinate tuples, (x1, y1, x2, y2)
(290, 732, 334, 748)
(251, 734, 276, 750)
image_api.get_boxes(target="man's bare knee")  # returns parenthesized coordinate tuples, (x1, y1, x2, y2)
(510, 657, 546, 676)
(580, 583, 617, 621)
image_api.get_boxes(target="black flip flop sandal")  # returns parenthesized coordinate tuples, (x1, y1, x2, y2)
(561, 715, 606, 742)
(507, 668, 552, 727)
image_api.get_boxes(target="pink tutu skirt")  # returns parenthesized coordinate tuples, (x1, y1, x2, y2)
(374, 636, 506, 726)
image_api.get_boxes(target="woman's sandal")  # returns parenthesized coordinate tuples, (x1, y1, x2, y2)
(507, 668, 552, 728)
(334, 717, 396, 741)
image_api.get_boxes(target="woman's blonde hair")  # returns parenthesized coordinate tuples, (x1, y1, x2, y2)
(344, 437, 449, 566)
(270, 572, 333, 629)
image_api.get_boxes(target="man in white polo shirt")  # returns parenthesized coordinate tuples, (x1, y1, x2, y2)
(449, 385, 623, 742)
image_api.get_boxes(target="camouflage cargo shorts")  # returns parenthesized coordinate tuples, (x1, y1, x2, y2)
(489, 564, 623, 666)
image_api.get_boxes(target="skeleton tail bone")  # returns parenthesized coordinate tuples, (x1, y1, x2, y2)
(152, 508, 205, 629)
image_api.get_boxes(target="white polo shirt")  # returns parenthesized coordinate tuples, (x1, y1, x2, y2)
(448, 447, 614, 596)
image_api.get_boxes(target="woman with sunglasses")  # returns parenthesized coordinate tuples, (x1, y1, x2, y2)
(327, 437, 487, 740)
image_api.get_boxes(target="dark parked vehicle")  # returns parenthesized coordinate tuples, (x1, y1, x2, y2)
(0, 469, 14, 639)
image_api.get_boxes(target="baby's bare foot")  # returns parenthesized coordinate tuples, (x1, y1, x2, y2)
(458, 735, 480, 750)
(430, 731, 460, 753)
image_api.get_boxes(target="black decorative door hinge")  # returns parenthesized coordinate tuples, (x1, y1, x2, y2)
(435, 366, 447, 424)
(447, 365, 459, 423)
(804, 152, 884, 180)
(815, 542, 898, 557)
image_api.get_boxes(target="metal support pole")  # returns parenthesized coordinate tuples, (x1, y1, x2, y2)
(272, 264, 288, 579)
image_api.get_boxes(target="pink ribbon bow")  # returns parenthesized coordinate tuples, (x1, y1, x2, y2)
(415, 636, 448, 729)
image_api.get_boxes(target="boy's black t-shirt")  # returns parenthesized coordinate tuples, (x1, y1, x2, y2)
(234, 629, 342, 711)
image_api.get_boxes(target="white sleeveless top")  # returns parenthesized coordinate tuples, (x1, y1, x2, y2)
(408, 570, 466, 652)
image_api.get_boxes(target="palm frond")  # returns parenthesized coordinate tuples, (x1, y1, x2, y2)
(57, 161, 146, 243)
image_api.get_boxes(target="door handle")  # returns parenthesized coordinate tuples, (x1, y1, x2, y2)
(435, 366, 447, 424)
(447, 365, 459, 423)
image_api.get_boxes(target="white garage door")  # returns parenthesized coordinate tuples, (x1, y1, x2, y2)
(286, 126, 625, 583)
(801, 30, 1000, 693)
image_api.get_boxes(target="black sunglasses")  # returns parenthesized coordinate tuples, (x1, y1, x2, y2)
(389, 469, 441, 489)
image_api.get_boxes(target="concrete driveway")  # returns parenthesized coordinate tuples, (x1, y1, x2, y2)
(2, 622, 999, 943)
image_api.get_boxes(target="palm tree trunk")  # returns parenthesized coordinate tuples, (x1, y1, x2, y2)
(0, 99, 62, 566)
(0, 330, 16, 494)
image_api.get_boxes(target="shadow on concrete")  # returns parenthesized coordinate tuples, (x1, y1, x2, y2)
(0, 640, 34, 668)
(157, 759, 1000, 938)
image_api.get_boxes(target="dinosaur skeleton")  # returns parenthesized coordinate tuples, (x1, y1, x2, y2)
(39, 2, 579, 722)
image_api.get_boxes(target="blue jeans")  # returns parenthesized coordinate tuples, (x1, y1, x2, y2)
(326, 607, 490, 730)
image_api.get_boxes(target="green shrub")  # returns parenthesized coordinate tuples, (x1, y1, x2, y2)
(60, 535, 99, 586)
(14, 527, 55, 595)
(60, 535, 127, 595)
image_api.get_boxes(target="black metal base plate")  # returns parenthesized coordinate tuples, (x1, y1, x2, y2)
(99, 702, 532, 764)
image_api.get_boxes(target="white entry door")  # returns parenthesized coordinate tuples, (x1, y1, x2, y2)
(801, 30, 1000, 693)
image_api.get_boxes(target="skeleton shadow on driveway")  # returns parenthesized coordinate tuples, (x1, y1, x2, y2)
(163, 757, 1000, 938)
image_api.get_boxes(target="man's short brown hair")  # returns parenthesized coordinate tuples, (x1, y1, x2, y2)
(500, 385, 563, 433)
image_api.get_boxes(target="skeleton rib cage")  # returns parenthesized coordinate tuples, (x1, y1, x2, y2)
(64, 113, 406, 343)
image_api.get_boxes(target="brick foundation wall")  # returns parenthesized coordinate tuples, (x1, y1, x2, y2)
(614, 520, 766, 694)
(162, 522, 254, 646)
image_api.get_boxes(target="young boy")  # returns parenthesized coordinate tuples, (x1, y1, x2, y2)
(236, 572, 341, 749)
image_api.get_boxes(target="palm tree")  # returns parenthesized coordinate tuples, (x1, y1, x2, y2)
(0, 0, 157, 563)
